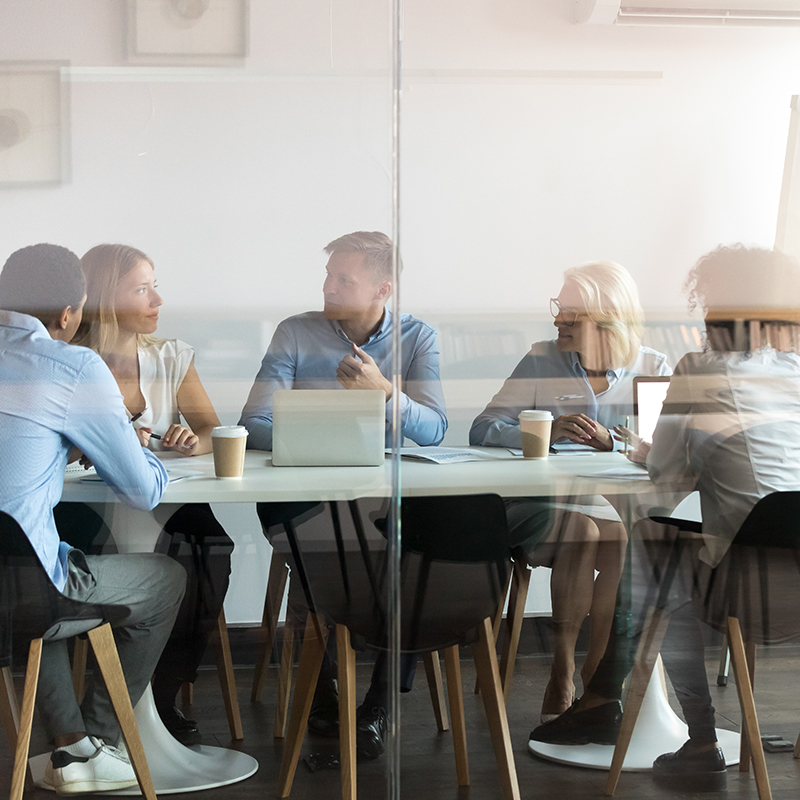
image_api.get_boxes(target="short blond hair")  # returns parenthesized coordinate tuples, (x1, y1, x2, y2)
(324, 231, 401, 282)
(74, 244, 159, 357)
(563, 260, 644, 369)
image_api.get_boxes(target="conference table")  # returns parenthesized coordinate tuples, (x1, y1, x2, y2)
(43, 447, 735, 792)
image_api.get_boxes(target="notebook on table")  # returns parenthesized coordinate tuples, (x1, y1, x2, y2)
(271, 389, 386, 467)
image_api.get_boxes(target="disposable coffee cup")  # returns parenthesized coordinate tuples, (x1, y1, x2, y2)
(518, 410, 553, 459)
(211, 426, 248, 478)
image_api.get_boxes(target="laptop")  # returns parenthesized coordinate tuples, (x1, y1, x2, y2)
(271, 389, 386, 467)
(632, 375, 703, 525)
(632, 375, 671, 442)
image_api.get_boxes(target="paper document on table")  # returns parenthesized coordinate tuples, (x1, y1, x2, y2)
(156, 454, 209, 464)
(391, 447, 505, 464)
(551, 443, 597, 455)
(65, 462, 97, 477)
(579, 466, 650, 480)
(505, 444, 596, 457)
(80, 468, 204, 483)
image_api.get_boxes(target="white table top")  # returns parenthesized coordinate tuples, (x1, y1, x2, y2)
(61, 448, 659, 504)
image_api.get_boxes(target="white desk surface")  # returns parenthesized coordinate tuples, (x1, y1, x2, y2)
(61, 448, 659, 505)
(57, 446, 699, 782)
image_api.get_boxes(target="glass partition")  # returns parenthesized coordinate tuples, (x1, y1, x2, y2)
(0, 0, 402, 797)
(3, 2, 800, 799)
(396, 3, 800, 800)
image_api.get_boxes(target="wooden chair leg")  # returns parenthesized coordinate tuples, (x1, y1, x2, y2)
(212, 607, 244, 740)
(181, 681, 193, 706)
(727, 618, 772, 800)
(2, 666, 34, 793)
(337, 625, 357, 800)
(499, 558, 531, 700)
(717, 638, 730, 686)
(739, 640, 757, 772)
(273, 612, 296, 739)
(252, 556, 290, 702)
(10, 639, 41, 800)
(87, 623, 157, 800)
(277, 613, 329, 798)
(475, 567, 513, 695)
(1, 665, 20, 752)
(605, 606, 671, 796)
(422, 651, 449, 731)
(72, 635, 89, 703)
(473, 617, 521, 800)
(443, 644, 469, 786)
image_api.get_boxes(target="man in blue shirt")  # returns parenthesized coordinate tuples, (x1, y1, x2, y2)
(240, 231, 447, 759)
(0, 244, 185, 795)
(240, 231, 447, 449)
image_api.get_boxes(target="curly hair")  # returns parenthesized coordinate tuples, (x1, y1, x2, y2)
(684, 244, 800, 352)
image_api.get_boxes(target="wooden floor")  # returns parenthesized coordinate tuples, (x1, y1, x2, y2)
(5, 642, 800, 799)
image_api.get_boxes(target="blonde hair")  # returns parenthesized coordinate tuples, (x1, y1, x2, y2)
(324, 231, 401, 281)
(74, 244, 159, 358)
(563, 260, 644, 369)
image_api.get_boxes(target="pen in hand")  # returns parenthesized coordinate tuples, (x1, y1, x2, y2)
(131, 412, 196, 451)
(148, 432, 195, 451)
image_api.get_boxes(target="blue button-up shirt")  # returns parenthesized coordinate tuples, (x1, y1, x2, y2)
(0, 311, 168, 589)
(470, 339, 671, 449)
(240, 309, 447, 450)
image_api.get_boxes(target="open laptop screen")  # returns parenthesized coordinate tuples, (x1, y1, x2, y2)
(633, 376, 670, 442)
(272, 389, 386, 466)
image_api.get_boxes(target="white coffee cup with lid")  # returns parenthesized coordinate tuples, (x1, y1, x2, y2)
(211, 426, 248, 478)
(518, 410, 553, 459)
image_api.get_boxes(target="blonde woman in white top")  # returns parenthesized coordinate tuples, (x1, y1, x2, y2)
(73, 243, 232, 746)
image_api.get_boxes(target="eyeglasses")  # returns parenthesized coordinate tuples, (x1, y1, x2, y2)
(549, 298, 579, 327)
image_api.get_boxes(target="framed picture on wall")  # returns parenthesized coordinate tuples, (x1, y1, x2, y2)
(126, 0, 249, 64)
(0, 62, 70, 188)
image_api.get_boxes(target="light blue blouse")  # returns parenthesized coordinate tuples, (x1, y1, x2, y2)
(470, 340, 671, 449)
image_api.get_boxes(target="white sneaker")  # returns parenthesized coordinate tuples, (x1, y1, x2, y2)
(45, 736, 138, 795)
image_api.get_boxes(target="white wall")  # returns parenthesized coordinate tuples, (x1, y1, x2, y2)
(2, 1, 798, 314)
(2, 0, 799, 621)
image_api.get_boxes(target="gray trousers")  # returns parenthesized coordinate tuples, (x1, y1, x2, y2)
(36, 549, 186, 745)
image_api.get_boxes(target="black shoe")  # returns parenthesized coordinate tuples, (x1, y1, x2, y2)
(308, 679, 339, 737)
(652, 741, 727, 793)
(529, 700, 622, 746)
(158, 706, 202, 747)
(356, 705, 387, 760)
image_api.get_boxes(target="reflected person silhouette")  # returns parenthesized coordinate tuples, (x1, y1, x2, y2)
(532, 244, 800, 793)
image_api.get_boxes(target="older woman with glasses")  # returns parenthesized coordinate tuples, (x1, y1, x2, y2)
(470, 260, 670, 724)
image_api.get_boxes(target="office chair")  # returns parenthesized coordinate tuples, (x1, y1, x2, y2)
(0, 511, 157, 800)
(252, 501, 451, 738)
(606, 491, 800, 800)
(276, 494, 520, 800)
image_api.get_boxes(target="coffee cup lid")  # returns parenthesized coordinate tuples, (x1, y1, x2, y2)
(518, 410, 553, 421)
(211, 425, 249, 438)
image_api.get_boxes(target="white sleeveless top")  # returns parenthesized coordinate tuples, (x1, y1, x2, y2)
(131, 338, 194, 453)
